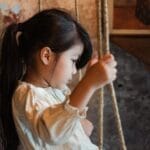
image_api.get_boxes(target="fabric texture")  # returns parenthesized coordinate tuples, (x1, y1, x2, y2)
(12, 81, 98, 150)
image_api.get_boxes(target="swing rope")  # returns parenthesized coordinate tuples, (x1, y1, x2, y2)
(97, 0, 127, 149)
(75, 0, 83, 81)
(75, 0, 127, 149)
(96, 0, 104, 150)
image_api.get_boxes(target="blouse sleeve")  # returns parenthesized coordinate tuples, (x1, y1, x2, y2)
(12, 85, 88, 145)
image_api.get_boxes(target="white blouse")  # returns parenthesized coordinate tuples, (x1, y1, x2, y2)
(12, 81, 98, 150)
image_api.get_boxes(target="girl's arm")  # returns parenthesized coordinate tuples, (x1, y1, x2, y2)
(69, 54, 117, 111)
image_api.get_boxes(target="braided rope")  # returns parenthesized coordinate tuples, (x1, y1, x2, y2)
(75, 0, 127, 149)
(97, 0, 127, 149)
(75, 0, 83, 81)
(75, 0, 79, 20)
(97, 0, 104, 149)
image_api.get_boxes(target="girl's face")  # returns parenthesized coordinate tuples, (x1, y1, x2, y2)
(50, 43, 83, 89)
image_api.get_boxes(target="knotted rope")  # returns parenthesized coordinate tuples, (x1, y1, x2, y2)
(97, 0, 127, 149)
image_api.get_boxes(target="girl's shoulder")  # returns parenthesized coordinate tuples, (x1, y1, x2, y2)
(13, 81, 51, 98)
(13, 80, 71, 102)
(13, 80, 34, 101)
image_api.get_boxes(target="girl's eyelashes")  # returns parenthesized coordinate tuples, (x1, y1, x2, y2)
(72, 59, 77, 64)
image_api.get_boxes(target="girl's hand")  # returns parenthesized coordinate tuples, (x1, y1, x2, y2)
(69, 53, 117, 111)
(80, 119, 94, 137)
(85, 53, 117, 90)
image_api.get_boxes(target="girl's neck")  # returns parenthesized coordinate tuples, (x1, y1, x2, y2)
(23, 68, 51, 88)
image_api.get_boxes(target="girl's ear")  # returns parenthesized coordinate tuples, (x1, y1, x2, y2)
(40, 47, 54, 65)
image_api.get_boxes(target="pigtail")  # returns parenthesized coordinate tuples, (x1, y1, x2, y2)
(0, 23, 23, 149)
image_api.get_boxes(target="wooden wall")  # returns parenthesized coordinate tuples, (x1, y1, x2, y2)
(0, 0, 98, 50)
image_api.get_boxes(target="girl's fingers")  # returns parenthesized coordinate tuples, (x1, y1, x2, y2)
(112, 68, 117, 80)
(87, 57, 98, 68)
(106, 60, 117, 67)
(101, 54, 117, 67)
(102, 54, 114, 62)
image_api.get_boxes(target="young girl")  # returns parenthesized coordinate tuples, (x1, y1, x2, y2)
(0, 9, 117, 150)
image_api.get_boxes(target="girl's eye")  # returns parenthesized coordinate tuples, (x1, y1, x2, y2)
(72, 59, 77, 64)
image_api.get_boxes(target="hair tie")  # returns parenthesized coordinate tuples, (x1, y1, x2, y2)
(16, 23, 22, 46)
(16, 31, 22, 46)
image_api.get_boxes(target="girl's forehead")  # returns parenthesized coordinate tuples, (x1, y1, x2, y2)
(66, 43, 84, 57)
